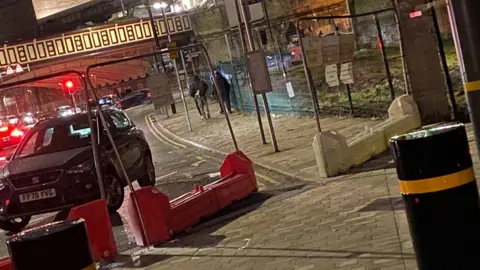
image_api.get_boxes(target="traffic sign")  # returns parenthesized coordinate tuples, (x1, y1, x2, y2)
(15, 64, 23, 73)
(166, 42, 179, 60)
(5, 66, 14, 75)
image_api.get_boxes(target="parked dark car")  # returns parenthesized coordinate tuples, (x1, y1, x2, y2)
(0, 109, 155, 232)
(120, 89, 152, 110)
(98, 95, 121, 110)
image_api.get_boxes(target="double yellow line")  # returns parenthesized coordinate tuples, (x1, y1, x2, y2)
(144, 114, 279, 189)
(145, 114, 186, 150)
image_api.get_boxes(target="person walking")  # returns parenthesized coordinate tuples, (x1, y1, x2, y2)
(189, 75, 210, 119)
(215, 71, 233, 114)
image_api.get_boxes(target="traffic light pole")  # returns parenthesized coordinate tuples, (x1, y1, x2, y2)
(449, 0, 480, 154)
(71, 92, 77, 112)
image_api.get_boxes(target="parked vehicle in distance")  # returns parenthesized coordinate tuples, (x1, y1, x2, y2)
(0, 124, 25, 151)
(120, 89, 152, 110)
(266, 53, 292, 72)
(34, 111, 50, 122)
(5, 115, 20, 126)
(56, 106, 75, 117)
(0, 109, 155, 232)
(98, 95, 121, 110)
(20, 112, 37, 126)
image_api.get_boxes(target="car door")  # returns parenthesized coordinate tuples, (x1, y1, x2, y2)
(106, 111, 144, 181)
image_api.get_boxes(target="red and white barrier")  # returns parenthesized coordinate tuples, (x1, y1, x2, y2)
(127, 150, 258, 246)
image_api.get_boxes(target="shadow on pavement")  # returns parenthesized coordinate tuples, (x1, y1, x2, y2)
(343, 151, 396, 175)
(101, 184, 316, 268)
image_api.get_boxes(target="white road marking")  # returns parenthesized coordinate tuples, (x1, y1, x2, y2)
(208, 172, 221, 178)
(156, 171, 177, 181)
(239, 238, 251, 250)
(191, 160, 205, 167)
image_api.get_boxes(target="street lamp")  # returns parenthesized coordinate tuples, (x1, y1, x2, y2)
(90, 74, 97, 87)
(153, 2, 167, 9)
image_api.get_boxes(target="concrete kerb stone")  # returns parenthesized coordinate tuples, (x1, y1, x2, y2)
(148, 114, 315, 183)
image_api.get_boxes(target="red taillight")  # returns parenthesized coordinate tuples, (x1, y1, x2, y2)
(147, 92, 152, 98)
(0, 127, 8, 132)
(10, 129, 24, 137)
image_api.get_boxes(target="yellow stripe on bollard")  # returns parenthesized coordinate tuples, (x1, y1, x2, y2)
(398, 168, 474, 195)
(464, 80, 480, 92)
(82, 264, 96, 270)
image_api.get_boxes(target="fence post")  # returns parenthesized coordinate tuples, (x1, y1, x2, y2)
(345, 84, 354, 115)
(428, 0, 457, 119)
(373, 13, 395, 101)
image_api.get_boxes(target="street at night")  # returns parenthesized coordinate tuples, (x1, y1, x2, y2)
(0, 104, 309, 262)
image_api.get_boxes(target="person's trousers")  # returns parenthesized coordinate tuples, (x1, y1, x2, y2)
(195, 94, 210, 119)
(220, 90, 232, 113)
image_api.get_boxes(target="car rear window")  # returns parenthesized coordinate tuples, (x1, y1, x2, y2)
(15, 118, 93, 159)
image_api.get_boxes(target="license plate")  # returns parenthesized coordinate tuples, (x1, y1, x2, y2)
(19, 189, 56, 203)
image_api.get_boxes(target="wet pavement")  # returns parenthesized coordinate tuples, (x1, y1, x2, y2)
(0, 104, 311, 261)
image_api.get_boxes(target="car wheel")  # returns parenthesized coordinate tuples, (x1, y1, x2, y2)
(0, 216, 31, 233)
(138, 156, 156, 187)
(104, 173, 125, 213)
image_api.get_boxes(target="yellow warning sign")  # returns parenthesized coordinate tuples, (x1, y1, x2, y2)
(167, 42, 179, 60)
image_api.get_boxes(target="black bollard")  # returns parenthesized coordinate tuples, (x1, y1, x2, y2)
(7, 219, 95, 270)
(390, 123, 480, 269)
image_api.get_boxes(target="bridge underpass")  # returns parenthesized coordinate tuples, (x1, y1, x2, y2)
(0, 13, 193, 116)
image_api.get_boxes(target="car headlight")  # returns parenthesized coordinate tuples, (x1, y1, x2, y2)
(66, 160, 94, 174)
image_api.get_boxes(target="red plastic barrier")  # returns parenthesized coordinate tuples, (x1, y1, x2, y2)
(68, 199, 117, 261)
(169, 186, 218, 233)
(206, 151, 258, 209)
(219, 151, 257, 189)
(127, 187, 171, 246)
(0, 257, 11, 270)
(208, 174, 255, 209)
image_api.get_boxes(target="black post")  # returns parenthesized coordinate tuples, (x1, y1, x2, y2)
(390, 123, 480, 269)
(8, 219, 95, 269)
(429, 2, 457, 119)
(345, 84, 354, 115)
(449, 0, 480, 153)
(373, 13, 395, 101)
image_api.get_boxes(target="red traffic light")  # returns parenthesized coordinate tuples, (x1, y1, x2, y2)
(65, 80, 74, 89)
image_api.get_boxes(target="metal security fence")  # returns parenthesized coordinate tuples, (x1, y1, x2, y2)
(296, 9, 408, 119)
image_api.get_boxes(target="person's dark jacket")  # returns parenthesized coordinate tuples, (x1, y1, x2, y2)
(189, 78, 208, 98)
(215, 74, 230, 94)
